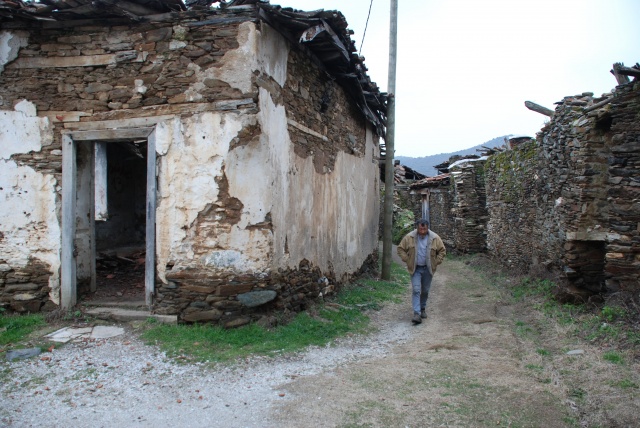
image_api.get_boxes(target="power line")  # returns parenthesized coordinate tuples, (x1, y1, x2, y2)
(359, 0, 374, 56)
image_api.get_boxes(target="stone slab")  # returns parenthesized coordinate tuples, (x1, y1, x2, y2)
(6, 347, 41, 361)
(85, 307, 177, 324)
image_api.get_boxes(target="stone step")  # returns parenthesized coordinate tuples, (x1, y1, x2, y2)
(84, 307, 177, 324)
(81, 299, 147, 309)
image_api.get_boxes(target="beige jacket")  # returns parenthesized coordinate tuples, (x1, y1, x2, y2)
(397, 229, 446, 275)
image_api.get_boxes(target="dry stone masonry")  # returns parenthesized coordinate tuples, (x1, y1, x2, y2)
(411, 71, 640, 301)
(415, 73, 638, 302)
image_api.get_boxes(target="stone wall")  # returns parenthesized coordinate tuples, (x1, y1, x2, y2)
(485, 142, 547, 273)
(409, 178, 456, 250)
(485, 81, 639, 297)
(427, 187, 455, 248)
(404, 81, 638, 300)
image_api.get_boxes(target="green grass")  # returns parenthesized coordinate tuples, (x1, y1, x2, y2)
(511, 278, 554, 301)
(0, 313, 46, 346)
(602, 351, 623, 365)
(142, 263, 408, 364)
(609, 379, 638, 389)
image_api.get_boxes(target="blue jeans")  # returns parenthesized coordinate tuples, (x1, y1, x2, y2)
(411, 266, 433, 314)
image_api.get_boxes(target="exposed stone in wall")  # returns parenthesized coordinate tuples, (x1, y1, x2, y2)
(485, 142, 546, 272)
(0, 257, 55, 312)
(157, 252, 378, 326)
(1, 20, 249, 113)
(605, 82, 640, 293)
(426, 189, 455, 248)
(407, 180, 455, 249)
(283, 48, 367, 174)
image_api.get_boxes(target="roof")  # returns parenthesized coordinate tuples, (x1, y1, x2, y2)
(410, 173, 451, 189)
(0, 0, 386, 135)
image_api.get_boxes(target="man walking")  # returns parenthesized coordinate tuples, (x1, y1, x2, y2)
(397, 218, 446, 324)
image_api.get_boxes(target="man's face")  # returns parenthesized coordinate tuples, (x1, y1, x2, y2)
(417, 223, 428, 237)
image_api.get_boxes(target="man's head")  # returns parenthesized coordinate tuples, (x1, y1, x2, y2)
(416, 218, 429, 237)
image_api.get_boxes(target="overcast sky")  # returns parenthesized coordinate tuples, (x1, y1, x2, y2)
(287, 0, 639, 157)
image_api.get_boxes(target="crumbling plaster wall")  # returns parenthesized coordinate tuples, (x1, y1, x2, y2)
(0, 100, 60, 310)
(156, 20, 379, 283)
(0, 15, 379, 322)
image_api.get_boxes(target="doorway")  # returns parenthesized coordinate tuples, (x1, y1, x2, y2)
(61, 128, 157, 309)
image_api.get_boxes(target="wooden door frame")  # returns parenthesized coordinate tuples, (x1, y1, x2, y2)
(61, 127, 157, 309)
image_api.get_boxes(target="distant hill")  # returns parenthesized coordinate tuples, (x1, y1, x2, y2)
(396, 136, 508, 176)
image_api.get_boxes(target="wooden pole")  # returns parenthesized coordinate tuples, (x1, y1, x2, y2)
(381, 0, 398, 280)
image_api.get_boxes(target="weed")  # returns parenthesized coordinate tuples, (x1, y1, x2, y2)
(515, 320, 535, 339)
(569, 387, 586, 400)
(609, 379, 638, 389)
(536, 348, 550, 356)
(0, 313, 45, 346)
(511, 278, 554, 301)
(601, 306, 626, 322)
(602, 351, 623, 365)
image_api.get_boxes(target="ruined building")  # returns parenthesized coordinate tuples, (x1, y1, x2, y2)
(413, 66, 640, 301)
(0, 0, 386, 326)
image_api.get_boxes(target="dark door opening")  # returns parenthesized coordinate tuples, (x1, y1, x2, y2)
(81, 141, 148, 304)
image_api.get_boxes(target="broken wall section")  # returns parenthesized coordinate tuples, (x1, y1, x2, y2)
(450, 159, 488, 253)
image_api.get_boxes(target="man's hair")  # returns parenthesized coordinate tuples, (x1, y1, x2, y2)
(416, 218, 429, 227)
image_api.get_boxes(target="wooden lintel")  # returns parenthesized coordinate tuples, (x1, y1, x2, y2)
(583, 96, 614, 113)
(287, 118, 329, 142)
(65, 128, 154, 142)
(7, 51, 144, 69)
(62, 98, 256, 130)
(524, 100, 554, 117)
(63, 115, 175, 131)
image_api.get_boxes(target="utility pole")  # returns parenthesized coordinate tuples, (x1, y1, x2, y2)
(381, 0, 398, 280)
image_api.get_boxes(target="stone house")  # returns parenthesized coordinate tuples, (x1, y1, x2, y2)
(0, 0, 386, 326)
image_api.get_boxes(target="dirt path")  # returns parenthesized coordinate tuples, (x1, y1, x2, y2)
(268, 258, 572, 427)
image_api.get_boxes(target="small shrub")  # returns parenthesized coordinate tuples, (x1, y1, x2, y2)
(391, 208, 415, 245)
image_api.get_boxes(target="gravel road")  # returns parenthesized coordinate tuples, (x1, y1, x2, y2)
(1, 294, 415, 428)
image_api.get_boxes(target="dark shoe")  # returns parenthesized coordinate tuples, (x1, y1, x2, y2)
(412, 313, 422, 324)
(420, 309, 427, 319)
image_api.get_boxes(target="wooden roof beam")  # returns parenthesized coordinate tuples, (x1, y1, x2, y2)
(524, 100, 554, 117)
